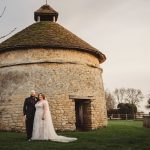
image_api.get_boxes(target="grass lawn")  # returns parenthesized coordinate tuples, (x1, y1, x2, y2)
(0, 120, 150, 150)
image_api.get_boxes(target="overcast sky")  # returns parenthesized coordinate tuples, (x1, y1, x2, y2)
(0, 0, 150, 112)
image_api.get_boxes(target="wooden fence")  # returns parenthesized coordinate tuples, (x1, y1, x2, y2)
(108, 114, 148, 120)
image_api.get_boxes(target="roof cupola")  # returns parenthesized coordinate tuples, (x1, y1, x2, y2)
(34, 1, 58, 22)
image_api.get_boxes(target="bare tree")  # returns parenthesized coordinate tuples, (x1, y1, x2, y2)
(113, 88, 144, 119)
(105, 90, 116, 110)
(0, 0, 6, 19)
(0, 0, 16, 40)
(114, 88, 144, 106)
(146, 94, 150, 109)
(125, 88, 144, 106)
(146, 99, 150, 108)
(125, 88, 144, 118)
(114, 88, 126, 103)
(0, 5, 6, 18)
(0, 28, 16, 40)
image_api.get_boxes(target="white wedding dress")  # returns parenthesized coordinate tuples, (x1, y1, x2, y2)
(31, 100, 77, 142)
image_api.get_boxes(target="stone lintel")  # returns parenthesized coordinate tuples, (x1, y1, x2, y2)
(69, 95, 95, 100)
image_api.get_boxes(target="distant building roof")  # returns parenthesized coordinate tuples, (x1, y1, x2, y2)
(0, 21, 106, 63)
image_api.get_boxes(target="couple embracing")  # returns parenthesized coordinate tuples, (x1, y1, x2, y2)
(23, 90, 77, 142)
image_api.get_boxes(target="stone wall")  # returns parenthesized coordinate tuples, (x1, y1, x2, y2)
(0, 48, 100, 68)
(0, 48, 107, 132)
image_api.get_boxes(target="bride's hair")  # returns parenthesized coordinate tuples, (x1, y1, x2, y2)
(38, 93, 46, 100)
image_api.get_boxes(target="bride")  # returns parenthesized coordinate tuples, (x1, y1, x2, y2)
(31, 93, 77, 142)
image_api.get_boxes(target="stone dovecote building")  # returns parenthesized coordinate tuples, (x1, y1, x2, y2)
(0, 4, 107, 131)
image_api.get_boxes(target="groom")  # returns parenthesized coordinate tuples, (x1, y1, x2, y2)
(23, 90, 38, 141)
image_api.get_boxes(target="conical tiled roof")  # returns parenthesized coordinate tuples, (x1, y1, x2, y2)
(0, 21, 106, 63)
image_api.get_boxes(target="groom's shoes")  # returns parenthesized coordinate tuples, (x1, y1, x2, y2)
(28, 139, 31, 142)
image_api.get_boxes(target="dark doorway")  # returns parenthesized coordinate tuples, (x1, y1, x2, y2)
(75, 99, 91, 131)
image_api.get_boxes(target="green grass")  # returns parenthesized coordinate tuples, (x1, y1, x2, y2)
(0, 120, 150, 150)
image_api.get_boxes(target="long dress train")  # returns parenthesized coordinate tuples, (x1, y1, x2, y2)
(31, 100, 77, 142)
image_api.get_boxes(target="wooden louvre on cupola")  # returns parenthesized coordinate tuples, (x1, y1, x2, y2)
(34, 4, 58, 22)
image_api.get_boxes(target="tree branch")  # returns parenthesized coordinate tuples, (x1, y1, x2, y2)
(0, 6, 6, 18)
(0, 27, 16, 40)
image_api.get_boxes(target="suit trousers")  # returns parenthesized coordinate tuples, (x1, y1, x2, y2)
(25, 117, 34, 139)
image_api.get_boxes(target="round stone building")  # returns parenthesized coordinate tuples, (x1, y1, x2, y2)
(0, 4, 107, 131)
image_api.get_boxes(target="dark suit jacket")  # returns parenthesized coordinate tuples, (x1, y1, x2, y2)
(23, 96, 38, 119)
